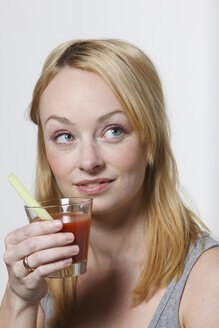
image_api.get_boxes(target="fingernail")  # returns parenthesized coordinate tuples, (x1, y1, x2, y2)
(65, 233, 74, 241)
(64, 258, 72, 266)
(70, 245, 79, 254)
(53, 220, 62, 229)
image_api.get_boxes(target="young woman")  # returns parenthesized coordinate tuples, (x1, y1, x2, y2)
(1, 39, 219, 328)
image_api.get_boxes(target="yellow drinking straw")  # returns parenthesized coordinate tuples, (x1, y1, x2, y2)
(7, 173, 53, 221)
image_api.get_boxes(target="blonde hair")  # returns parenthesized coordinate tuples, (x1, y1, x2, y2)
(29, 39, 207, 327)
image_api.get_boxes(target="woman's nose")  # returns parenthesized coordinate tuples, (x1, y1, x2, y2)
(77, 141, 105, 173)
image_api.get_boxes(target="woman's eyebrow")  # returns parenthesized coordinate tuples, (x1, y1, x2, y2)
(45, 115, 74, 125)
(45, 110, 124, 126)
(97, 110, 125, 123)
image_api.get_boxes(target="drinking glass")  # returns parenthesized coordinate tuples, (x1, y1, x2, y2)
(25, 197, 92, 277)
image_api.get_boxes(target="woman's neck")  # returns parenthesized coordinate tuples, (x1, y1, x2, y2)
(89, 199, 147, 271)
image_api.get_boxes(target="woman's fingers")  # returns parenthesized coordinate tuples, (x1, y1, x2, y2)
(3, 221, 78, 305)
(12, 245, 79, 279)
(5, 220, 63, 246)
(26, 244, 79, 269)
(25, 258, 74, 286)
(4, 221, 79, 293)
(5, 231, 75, 262)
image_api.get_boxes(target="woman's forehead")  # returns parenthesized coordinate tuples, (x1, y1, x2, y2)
(39, 66, 125, 124)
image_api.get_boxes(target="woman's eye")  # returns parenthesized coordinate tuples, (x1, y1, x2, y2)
(103, 126, 125, 138)
(54, 133, 74, 144)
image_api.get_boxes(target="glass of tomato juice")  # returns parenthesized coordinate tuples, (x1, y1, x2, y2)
(25, 197, 92, 278)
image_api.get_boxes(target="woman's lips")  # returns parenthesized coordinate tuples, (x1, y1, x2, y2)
(75, 179, 114, 195)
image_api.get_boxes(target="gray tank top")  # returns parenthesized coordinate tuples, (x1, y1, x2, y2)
(41, 232, 219, 328)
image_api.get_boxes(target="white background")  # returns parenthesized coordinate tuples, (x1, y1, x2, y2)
(0, 0, 218, 300)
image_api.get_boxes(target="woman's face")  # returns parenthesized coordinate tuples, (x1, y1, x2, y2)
(40, 67, 147, 216)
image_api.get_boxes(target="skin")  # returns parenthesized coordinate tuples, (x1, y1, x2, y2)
(1, 66, 219, 328)
(179, 247, 219, 328)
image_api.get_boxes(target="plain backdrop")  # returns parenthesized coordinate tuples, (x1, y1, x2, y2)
(0, 0, 218, 300)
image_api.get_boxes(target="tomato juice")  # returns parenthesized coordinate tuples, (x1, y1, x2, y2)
(52, 212, 91, 263)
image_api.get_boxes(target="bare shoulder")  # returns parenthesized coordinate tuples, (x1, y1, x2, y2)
(180, 246, 219, 328)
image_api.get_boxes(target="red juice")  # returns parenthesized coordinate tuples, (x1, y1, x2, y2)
(52, 212, 91, 263)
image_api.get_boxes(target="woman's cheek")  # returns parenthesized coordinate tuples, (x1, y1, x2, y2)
(109, 143, 145, 171)
(46, 150, 71, 178)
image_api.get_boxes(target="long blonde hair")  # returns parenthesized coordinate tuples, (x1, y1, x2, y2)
(29, 39, 207, 327)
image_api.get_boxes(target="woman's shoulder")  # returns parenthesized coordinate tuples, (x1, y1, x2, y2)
(180, 234, 219, 327)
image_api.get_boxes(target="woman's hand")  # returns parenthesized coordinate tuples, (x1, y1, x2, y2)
(3, 219, 79, 305)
